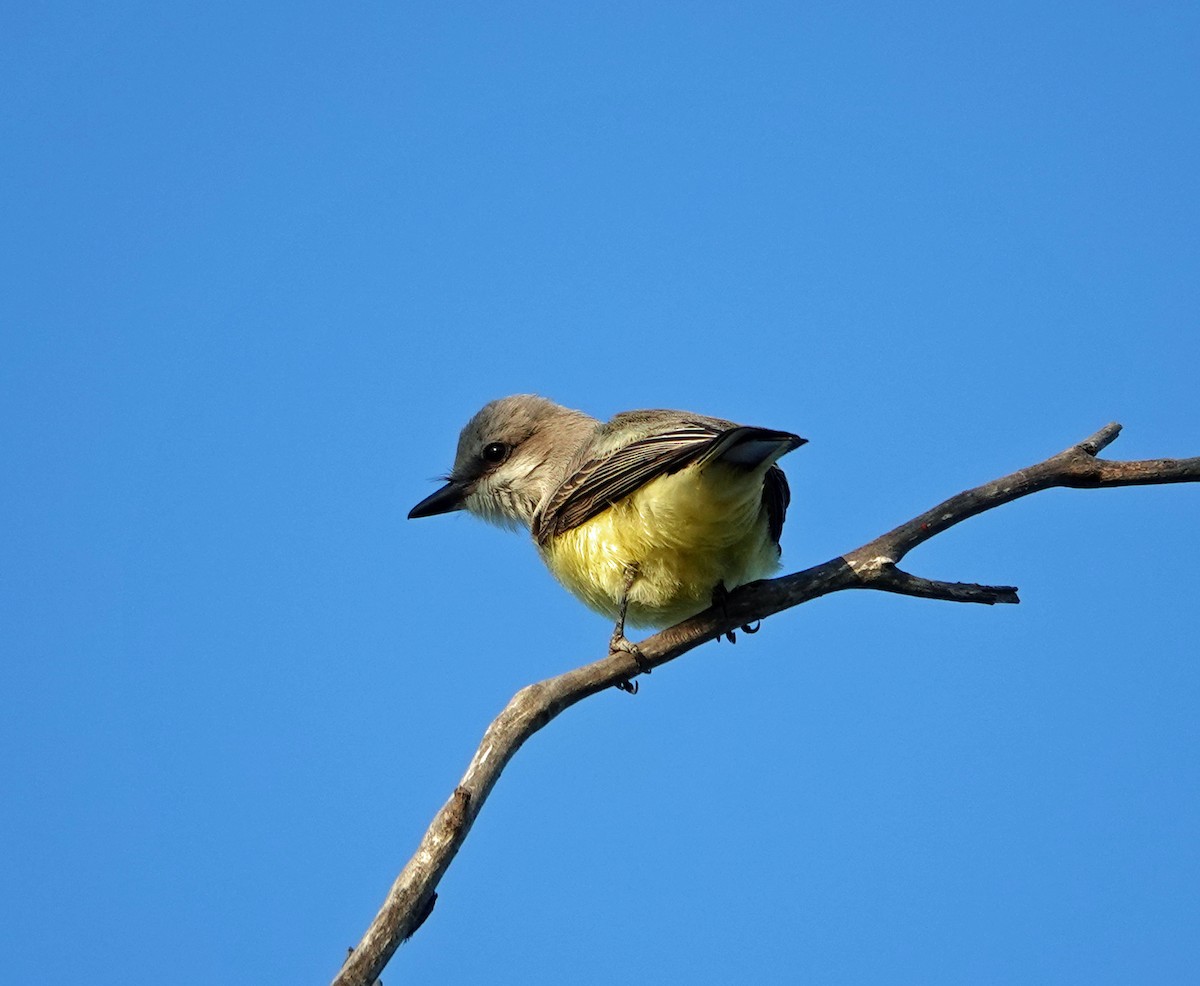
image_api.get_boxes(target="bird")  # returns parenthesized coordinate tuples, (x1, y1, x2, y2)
(408, 395, 806, 658)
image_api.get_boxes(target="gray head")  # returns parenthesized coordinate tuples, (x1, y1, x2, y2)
(408, 395, 599, 529)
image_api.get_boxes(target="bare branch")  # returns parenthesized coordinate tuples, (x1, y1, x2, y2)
(333, 424, 1198, 986)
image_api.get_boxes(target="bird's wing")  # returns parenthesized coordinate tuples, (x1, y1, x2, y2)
(535, 424, 800, 544)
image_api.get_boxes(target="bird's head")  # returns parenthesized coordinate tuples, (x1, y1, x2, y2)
(408, 394, 596, 530)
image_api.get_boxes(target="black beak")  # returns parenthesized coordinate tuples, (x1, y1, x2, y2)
(408, 479, 470, 519)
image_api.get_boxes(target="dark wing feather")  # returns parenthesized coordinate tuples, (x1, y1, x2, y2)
(763, 464, 791, 547)
(534, 426, 722, 543)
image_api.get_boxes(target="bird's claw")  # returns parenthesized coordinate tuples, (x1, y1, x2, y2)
(719, 620, 761, 643)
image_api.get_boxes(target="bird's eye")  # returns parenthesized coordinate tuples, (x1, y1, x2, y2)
(480, 442, 510, 464)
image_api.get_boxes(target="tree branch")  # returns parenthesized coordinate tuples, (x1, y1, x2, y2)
(333, 423, 1199, 986)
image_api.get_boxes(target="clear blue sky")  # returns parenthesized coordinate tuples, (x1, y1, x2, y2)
(3, 3, 1197, 983)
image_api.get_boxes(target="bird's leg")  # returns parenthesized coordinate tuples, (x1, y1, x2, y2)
(611, 564, 650, 693)
(712, 582, 729, 611)
(609, 564, 643, 654)
(711, 582, 738, 643)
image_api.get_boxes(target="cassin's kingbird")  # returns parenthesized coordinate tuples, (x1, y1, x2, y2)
(408, 395, 806, 652)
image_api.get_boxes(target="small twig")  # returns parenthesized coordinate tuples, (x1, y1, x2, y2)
(332, 424, 1198, 986)
(870, 564, 1020, 605)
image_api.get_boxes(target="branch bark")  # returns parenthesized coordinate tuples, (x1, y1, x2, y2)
(333, 423, 1199, 986)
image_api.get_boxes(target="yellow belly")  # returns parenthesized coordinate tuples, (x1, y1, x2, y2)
(538, 462, 782, 627)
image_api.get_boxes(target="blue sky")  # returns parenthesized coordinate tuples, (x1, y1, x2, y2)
(3, 3, 1197, 983)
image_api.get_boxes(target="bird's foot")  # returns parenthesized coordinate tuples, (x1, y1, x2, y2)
(610, 630, 651, 670)
(610, 629, 651, 694)
(610, 565, 649, 694)
(711, 583, 762, 643)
